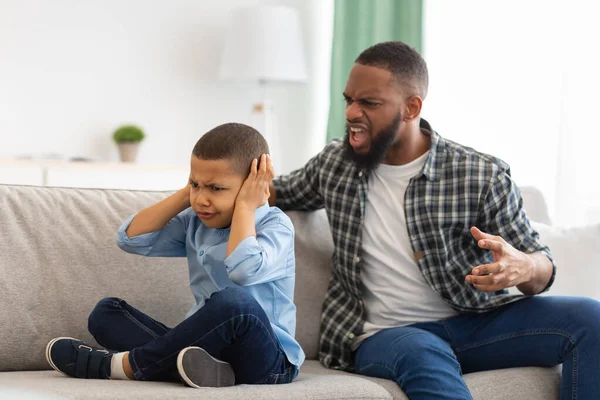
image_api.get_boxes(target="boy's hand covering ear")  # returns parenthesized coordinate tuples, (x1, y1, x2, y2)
(235, 154, 274, 209)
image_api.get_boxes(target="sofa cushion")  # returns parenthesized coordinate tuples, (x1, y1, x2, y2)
(531, 220, 600, 299)
(0, 185, 192, 371)
(520, 186, 552, 225)
(301, 360, 560, 400)
(0, 371, 392, 400)
(0, 185, 333, 371)
(285, 210, 334, 360)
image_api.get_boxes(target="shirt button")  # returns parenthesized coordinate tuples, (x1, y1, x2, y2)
(199, 250, 204, 256)
(347, 332, 355, 339)
(358, 171, 363, 177)
(354, 256, 360, 264)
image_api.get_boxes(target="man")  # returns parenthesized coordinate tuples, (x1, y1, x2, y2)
(269, 41, 600, 399)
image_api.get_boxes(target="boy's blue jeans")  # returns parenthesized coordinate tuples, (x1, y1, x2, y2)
(88, 286, 297, 384)
(354, 296, 600, 400)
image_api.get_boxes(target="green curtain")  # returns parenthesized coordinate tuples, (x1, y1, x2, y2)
(326, 0, 423, 142)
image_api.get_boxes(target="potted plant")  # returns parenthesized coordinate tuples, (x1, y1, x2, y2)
(112, 124, 145, 163)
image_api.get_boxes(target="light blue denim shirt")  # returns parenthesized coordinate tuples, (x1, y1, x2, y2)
(116, 202, 305, 368)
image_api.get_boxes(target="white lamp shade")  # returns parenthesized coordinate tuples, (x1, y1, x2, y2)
(219, 6, 308, 83)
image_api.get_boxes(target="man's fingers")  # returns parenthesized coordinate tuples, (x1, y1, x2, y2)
(470, 226, 491, 241)
(472, 283, 504, 292)
(471, 262, 504, 276)
(478, 239, 504, 253)
(466, 272, 503, 286)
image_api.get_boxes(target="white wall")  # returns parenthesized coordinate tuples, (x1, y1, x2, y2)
(423, 0, 600, 227)
(0, 0, 333, 174)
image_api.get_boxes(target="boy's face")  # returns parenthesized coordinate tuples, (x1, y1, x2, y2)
(188, 156, 245, 229)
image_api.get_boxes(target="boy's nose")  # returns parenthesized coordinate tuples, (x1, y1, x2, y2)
(194, 194, 210, 207)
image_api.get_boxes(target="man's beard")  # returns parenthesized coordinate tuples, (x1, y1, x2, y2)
(343, 113, 401, 171)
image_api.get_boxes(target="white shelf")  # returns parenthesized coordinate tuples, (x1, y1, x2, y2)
(0, 160, 188, 191)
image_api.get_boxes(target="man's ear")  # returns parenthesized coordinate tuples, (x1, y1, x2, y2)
(404, 96, 423, 122)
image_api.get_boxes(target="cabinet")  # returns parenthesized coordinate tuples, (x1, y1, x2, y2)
(0, 160, 188, 191)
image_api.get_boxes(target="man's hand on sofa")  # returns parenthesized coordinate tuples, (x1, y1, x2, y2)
(465, 227, 553, 295)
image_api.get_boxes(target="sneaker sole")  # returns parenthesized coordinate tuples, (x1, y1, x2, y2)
(45, 337, 77, 377)
(176, 347, 235, 388)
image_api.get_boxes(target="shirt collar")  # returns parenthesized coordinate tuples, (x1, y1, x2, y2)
(418, 118, 446, 182)
(357, 119, 446, 182)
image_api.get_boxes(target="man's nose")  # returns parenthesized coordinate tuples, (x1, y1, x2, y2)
(345, 101, 363, 121)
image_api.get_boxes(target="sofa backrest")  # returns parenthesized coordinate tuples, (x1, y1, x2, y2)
(0, 184, 545, 371)
(0, 184, 333, 371)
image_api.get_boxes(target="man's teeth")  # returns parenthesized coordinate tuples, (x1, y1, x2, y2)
(350, 127, 364, 132)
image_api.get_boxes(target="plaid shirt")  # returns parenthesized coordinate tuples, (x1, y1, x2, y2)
(273, 119, 555, 371)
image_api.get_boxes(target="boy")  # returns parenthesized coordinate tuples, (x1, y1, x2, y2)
(45, 123, 304, 387)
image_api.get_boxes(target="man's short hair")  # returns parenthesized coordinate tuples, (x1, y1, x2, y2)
(192, 123, 269, 176)
(356, 41, 429, 99)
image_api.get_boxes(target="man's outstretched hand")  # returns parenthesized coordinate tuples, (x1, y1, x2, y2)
(465, 227, 535, 292)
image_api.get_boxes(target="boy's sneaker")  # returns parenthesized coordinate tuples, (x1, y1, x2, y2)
(46, 337, 113, 379)
(177, 346, 235, 388)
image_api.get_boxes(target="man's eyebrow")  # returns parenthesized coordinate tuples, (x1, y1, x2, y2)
(342, 92, 382, 101)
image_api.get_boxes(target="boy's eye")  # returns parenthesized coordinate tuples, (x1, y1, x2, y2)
(189, 181, 198, 188)
(211, 186, 224, 191)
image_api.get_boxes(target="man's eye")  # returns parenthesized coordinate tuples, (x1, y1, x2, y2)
(361, 100, 378, 107)
(343, 97, 352, 105)
(189, 181, 198, 188)
(211, 186, 224, 191)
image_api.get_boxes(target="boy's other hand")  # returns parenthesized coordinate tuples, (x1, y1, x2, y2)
(178, 184, 191, 209)
(236, 154, 274, 210)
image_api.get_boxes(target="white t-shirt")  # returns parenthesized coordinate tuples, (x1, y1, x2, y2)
(354, 151, 457, 349)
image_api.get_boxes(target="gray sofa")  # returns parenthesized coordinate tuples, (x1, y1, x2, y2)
(0, 184, 561, 399)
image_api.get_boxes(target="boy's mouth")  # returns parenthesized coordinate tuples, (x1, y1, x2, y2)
(197, 212, 217, 220)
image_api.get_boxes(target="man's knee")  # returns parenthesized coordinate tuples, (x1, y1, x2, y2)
(358, 328, 460, 380)
(88, 297, 123, 337)
(562, 297, 600, 331)
(391, 330, 459, 370)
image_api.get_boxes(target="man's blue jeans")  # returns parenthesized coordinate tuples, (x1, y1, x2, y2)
(87, 286, 297, 384)
(354, 296, 600, 400)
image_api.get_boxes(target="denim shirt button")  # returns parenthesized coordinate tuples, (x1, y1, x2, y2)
(199, 250, 204, 256)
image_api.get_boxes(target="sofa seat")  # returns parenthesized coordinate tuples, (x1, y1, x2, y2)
(0, 363, 563, 400)
(0, 370, 392, 400)
(300, 360, 561, 400)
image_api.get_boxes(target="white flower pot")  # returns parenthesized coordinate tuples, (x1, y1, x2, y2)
(117, 142, 140, 163)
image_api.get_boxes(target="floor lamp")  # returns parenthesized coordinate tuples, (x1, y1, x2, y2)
(218, 5, 308, 174)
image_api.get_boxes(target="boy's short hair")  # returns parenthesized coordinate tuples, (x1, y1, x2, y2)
(192, 123, 269, 176)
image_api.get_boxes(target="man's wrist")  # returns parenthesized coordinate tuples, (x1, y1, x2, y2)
(519, 253, 542, 295)
(526, 253, 538, 284)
